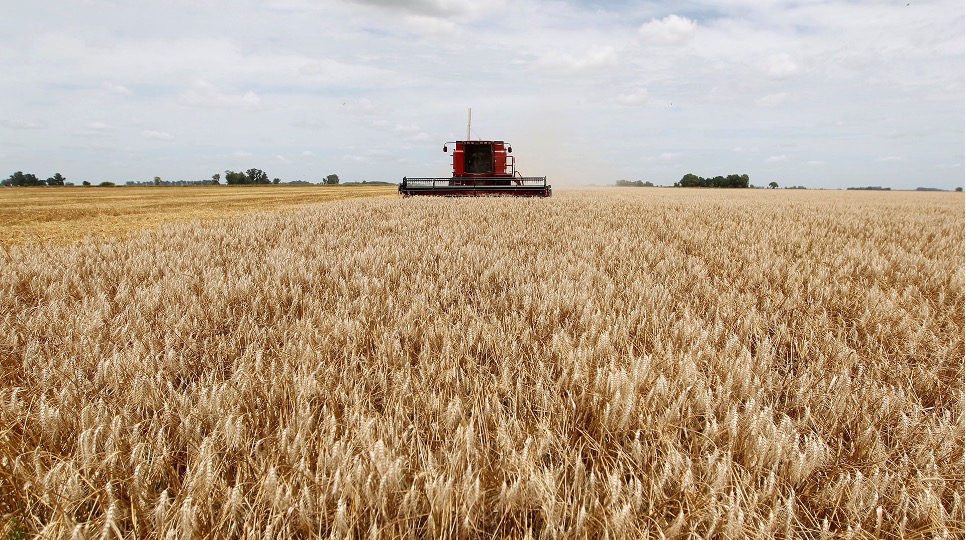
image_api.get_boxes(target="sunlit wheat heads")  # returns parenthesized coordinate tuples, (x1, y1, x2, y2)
(1, 188, 962, 538)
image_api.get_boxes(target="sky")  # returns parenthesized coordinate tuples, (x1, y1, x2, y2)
(0, 0, 963, 189)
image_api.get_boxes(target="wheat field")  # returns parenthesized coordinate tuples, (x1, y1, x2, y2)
(1, 188, 962, 538)
(0, 185, 396, 247)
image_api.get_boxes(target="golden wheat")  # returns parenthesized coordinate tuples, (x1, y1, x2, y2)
(0, 184, 396, 246)
(0, 188, 962, 538)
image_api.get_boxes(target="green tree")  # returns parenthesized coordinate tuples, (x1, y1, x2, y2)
(224, 170, 247, 184)
(769, 181, 779, 189)
(211, 173, 220, 185)
(324, 174, 340, 185)
(246, 168, 270, 184)
(956, 187, 963, 192)
(82, 180, 91, 186)
(4, 171, 43, 186)
(46, 173, 66, 186)
(272, 177, 281, 184)
(676, 173, 705, 187)
(674, 173, 749, 188)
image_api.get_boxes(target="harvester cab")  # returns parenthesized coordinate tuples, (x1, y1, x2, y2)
(399, 112, 551, 197)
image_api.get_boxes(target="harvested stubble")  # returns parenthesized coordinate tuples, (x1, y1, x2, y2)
(0, 189, 963, 538)
(0, 184, 397, 247)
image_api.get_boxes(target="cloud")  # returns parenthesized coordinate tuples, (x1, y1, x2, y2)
(1, 119, 47, 130)
(642, 152, 682, 162)
(74, 122, 116, 137)
(617, 89, 649, 106)
(0, 0, 961, 189)
(538, 46, 617, 73)
(346, 0, 500, 19)
(293, 118, 327, 130)
(877, 156, 903, 162)
(369, 119, 430, 141)
(638, 15, 697, 46)
(341, 98, 385, 116)
(178, 80, 261, 111)
(766, 155, 787, 163)
(102, 82, 132, 95)
(757, 92, 795, 107)
(142, 130, 174, 141)
(762, 53, 800, 79)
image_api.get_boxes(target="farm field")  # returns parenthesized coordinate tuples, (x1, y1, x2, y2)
(0, 184, 397, 246)
(1, 188, 963, 538)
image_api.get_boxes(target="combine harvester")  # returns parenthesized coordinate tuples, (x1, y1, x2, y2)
(399, 110, 552, 197)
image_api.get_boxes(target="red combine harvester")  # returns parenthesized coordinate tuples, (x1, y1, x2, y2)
(399, 112, 551, 197)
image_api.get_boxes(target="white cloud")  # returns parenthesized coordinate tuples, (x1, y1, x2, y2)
(762, 53, 800, 79)
(346, 0, 502, 20)
(369, 119, 431, 141)
(0, 0, 961, 189)
(757, 93, 795, 107)
(74, 122, 116, 137)
(293, 118, 327, 130)
(641, 152, 683, 163)
(2, 119, 47, 130)
(639, 15, 697, 46)
(342, 98, 385, 116)
(142, 130, 174, 141)
(102, 82, 132, 95)
(766, 155, 787, 163)
(617, 89, 649, 106)
(538, 46, 617, 73)
(179, 80, 261, 111)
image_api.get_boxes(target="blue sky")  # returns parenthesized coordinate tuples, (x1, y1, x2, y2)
(1, 0, 963, 189)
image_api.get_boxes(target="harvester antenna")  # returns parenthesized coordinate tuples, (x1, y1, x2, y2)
(467, 108, 472, 140)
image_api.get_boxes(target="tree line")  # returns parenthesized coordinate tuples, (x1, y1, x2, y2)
(3, 169, 343, 186)
(674, 173, 750, 188)
(2, 171, 67, 186)
(616, 179, 655, 187)
(216, 169, 339, 185)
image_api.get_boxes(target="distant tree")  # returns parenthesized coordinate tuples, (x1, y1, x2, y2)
(616, 179, 655, 187)
(154, 176, 162, 186)
(98, 181, 116, 187)
(82, 180, 91, 186)
(46, 173, 66, 186)
(211, 173, 221, 185)
(676, 173, 704, 187)
(246, 168, 270, 184)
(956, 187, 963, 192)
(272, 177, 281, 184)
(674, 173, 749, 188)
(769, 181, 779, 189)
(4, 171, 44, 186)
(324, 174, 340, 185)
(224, 170, 247, 184)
